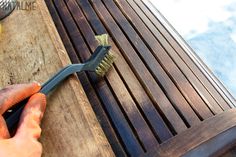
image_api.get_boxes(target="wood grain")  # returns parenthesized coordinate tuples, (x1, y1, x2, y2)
(144, 109, 236, 157)
(103, 0, 216, 121)
(0, 0, 114, 156)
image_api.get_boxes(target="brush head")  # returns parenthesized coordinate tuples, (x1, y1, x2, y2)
(84, 46, 115, 77)
(95, 51, 115, 76)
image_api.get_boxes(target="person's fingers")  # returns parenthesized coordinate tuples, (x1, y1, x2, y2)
(0, 82, 41, 115)
(15, 93, 46, 140)
(0, 116, 10, 139)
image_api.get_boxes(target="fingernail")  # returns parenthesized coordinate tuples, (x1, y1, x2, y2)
(32, 81, 41, 87)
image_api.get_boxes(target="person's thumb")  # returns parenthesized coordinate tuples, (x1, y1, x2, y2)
(14, 93, 46, 140)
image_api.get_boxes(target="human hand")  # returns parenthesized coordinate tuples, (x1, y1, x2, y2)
(0, 83, 46, 157)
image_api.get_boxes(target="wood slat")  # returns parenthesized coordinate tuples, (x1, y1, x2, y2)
(66, 0, 172, 144)
(144, 109, 236, 157)
(135, 0, 233, 110)
(47, 0, 163, 155)
(100, 1, 202, 125)
(102, 0, 204, 125)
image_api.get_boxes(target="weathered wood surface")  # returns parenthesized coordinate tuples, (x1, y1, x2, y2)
(0, 0, 114, 156)
(45, 0, 236, 156)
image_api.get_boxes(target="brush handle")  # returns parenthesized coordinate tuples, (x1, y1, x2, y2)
(4, 46, 111, 133)
(3, 64, 85, 132)
(3, 98, 28, 133)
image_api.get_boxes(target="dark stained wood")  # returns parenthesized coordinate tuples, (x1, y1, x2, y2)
(117, 0, 227, 114)
(102, 0, 216, 120)
(102, 0, 203, 125)
(45, 0, 236, 156)
(136, 0, 234, 109)
(144, 109, 236, 157)
(57, 0, 161, 152)
(65, 0, 174, 146)
(86, 0, 188, 133)
(0, 0, 114, 156)
(220, 146, 236, 157)
(74, 0, 173, 143)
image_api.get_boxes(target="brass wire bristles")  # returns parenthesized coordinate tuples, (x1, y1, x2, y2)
(95, 34, 115, 77)
(95, 34, 110, 46)
(95, 51, 115, 76)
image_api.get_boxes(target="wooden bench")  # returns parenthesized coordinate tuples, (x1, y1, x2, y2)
(44, 0, 236, 156)
(1, 0, 236, 156)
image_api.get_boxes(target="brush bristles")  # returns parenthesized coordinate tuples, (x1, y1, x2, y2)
(95, 51, 115, 76)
